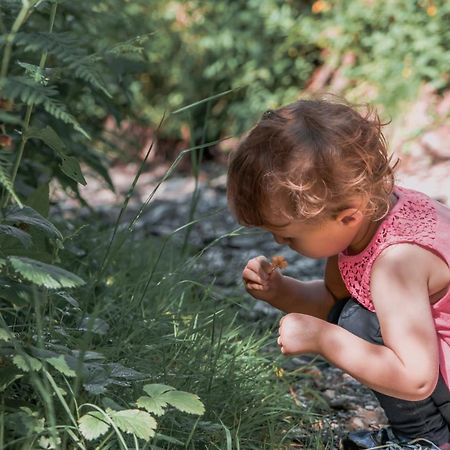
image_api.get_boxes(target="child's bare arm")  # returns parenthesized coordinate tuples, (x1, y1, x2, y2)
(242, 255, 336, 319)
(324, 254, 351, 301)
(278, 244, 439, 400)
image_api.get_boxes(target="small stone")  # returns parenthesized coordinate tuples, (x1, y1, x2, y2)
(421, 126, 450, 160)
(348, 417, 365, 430)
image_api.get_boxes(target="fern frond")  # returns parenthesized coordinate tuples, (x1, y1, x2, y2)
(70, 58, 111, 98)
(12, 32, 87, 64)
(106, 34, 151, 57)
(10, 31, 111, 96)
(0, 75, 58, 101)
(0, 76, 89, 138)
(17, 61, 48, 85)
(0, 155, 22, 207)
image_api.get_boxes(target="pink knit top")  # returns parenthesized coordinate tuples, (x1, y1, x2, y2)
(338, 186, 450, 387)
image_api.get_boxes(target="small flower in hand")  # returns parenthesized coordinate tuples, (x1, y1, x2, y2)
(270, 255, 288, 273)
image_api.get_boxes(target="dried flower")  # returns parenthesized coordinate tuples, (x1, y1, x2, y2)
(312, 1, 331, 14)
(427, 5, 437, 16)
(270, 255, 288, 272)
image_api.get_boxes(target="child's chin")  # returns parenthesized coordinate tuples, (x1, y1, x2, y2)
(291, 247, 327, 259)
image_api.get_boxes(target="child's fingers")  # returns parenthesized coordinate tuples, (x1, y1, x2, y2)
(242, 267, 268, 289)
(246, 256, 272, 279)
(245, 282, 267, 291)
(277, 336, 286, 354)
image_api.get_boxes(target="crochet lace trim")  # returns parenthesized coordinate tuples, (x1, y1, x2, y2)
(339, 187, 437, 311)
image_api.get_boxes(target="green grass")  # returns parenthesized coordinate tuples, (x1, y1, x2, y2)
(0, 219, 329, 449)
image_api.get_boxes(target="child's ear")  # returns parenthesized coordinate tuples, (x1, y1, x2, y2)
(335, 208, 364, 227)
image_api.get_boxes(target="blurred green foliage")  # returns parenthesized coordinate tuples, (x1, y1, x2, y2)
(4, 0, 448, 165)
(131, 0, 450, 140)
(310, 0, 450, 109)
(0, 0, 154, 201)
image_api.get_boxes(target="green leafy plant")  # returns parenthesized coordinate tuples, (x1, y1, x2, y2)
(78, 384, 204, 443)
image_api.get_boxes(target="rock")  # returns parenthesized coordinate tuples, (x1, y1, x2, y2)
(348, 417, 365, 430)
(421, 126, 450, 161)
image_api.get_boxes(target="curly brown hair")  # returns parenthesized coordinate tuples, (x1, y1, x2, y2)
(227, 97, 396, 226)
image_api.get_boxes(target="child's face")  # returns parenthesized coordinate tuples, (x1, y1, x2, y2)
(263, 214, 360, 259)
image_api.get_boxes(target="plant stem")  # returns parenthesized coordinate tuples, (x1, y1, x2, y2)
(181, 99, 213, 255)
(0, 0, 33, 78)
(5, 1, 58, 207)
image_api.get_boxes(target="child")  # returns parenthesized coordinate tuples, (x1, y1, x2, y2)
(227, 98, 450, 450)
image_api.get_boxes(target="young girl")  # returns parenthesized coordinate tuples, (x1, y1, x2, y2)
(227, 98, 450, 450)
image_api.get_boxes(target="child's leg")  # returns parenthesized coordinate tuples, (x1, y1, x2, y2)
(331, 298, 450, 446)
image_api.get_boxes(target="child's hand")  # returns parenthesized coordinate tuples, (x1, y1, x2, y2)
(277, 313, 325, 355)
(242, 255, 284, 302)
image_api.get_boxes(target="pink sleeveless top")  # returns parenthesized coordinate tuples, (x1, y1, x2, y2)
(338, 186, 450, 387)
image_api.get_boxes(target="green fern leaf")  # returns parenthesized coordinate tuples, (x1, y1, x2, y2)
(67, 54, 112, 97)
(13, 32, 87, 64)
(0, 76, 89, 138)
(0, 111, 23, 125)
(0, 75, 58, 101)
(107, 34, 150, 56)
(18, 61, 48, 85)
(8, 256, 85, 289)
(0, 156, 23, 207)
(12, 32, 111, 96)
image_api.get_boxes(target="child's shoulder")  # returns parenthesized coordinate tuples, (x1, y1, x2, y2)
(372, 240, 450, 301)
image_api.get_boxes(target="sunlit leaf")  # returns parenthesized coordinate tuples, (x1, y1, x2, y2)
(0, 327, 10, 341)
(46, 355, 76, 377)
(163, 390, 205, 415)
(136, 395, 167, 416)
(78, 411, 110, 441)
(38, 435, 61, 449)
(109, 409, 157, 441)
(143, 384, 175, 397)
(13, 354, 42, 372)
(9, 256, 85, 289)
